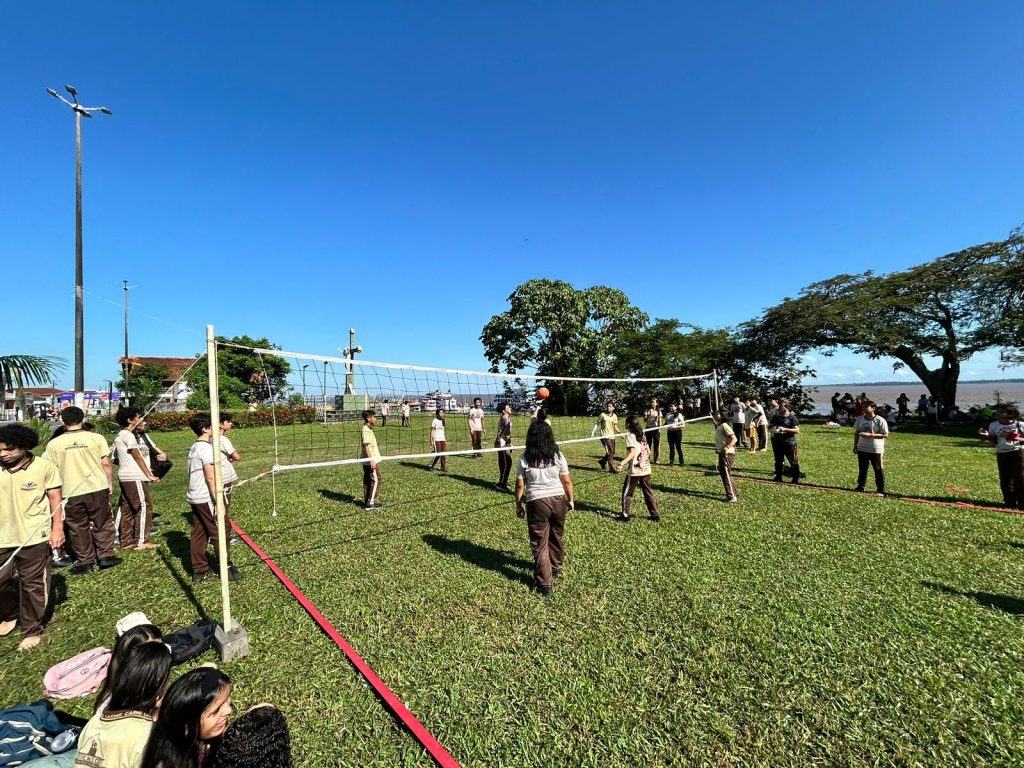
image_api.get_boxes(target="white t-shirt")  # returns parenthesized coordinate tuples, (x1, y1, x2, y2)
(186, 440, 216, 505)
(516, 452, 570, 502)
(468, 407, 484, 432)
(220, 435, 239, 484)
(380, 403, 389, 415)
(623, 433, 652, 476)
(729, 402, 746, 424)
(401, 404, 410, 417)
(854, 415, 889, 453)
(644, 408, 661, 429)
(431, 419, 446, 442)
(114, 429, 149, 482)
(989, 420, 1024, 453)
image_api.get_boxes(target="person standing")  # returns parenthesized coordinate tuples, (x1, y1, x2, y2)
(428, 409, 447, 471)
(743, 400, 758, 452)
(712, 410, 738, 502)
(494, 403, 513, 491)
(468, 398, 486, 458)
(729, 396, 747, 448)
(0, 423, 64, 651)
(595, 402, 620, 473)
(853, 400, 889, 495)
(830, 392, 842, 420)
(665, 401, 685, 465)
(916, 394, 928, 419)
(379, 400, 389, 428)
(770, 401, 801, 483)
(217, 414, 241, 521)
(979, 405, 1024, 509)
(896, 393, 910, 422)
(616, 415, 659, 523)
(750, 399, 769, 452)
(514, 418, 574, 597)
(42, 406, 121, 575)
(113, 408, 160, 550)
(927, 396, 943, 429)
(360, 409, 382, 509)
(400, 401, 411, 428)
(644, 398, 663, 464)
(186, 414, 241, 583)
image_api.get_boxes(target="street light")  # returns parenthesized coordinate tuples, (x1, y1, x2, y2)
(47, 85, 112, 409)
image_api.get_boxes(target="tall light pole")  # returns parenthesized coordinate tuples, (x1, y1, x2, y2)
(301, 364, 309, 405)
(47, 85, 111, 409)
(121, 280, 138, 405)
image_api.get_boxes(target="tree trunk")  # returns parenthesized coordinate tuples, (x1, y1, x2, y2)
(892, 349, 959, 409)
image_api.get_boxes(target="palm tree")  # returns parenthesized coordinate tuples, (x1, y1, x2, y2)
(0, 355, 67, 418)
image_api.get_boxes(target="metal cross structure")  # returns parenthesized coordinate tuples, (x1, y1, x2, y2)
(343, 328, 362, 395)
(47, 85, 112, 408)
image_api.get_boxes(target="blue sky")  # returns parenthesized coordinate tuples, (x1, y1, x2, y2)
(4, 2, 1022, 390)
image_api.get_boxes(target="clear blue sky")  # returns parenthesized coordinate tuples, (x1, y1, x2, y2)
(5, 2, 1023, 390)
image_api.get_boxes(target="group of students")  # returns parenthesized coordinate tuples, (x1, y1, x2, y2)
(0, 406, 243, 652)
(25, 617, 291, 768)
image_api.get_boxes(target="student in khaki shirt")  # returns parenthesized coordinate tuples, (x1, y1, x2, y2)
(43, 406, 121, 575)
(360, 409, 381, 509)
(595, 402, 620, 473)
(0, 423, 64, 650)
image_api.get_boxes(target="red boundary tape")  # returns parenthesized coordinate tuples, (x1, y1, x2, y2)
(230, 520, 462, 768)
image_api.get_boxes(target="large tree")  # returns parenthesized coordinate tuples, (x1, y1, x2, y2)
(116, 363, 169, 411)
(184, 335, 291, 409)
(480, 279, 648, 415)
(742, 231, 1024, 408)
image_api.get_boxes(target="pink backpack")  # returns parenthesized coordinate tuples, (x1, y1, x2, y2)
(43, 647, 112, 699)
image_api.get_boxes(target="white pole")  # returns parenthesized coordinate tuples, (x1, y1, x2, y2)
(206, 325, 232, 631)
(713, 369, 720, 413)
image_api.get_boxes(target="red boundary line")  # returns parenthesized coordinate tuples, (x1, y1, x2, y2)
(230, 520, 462, 768)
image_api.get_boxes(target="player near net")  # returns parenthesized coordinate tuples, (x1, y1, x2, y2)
(468, 398, 485, 458)
(361, 409, 382, 509)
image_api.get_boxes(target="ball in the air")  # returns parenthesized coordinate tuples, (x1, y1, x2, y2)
(537, 387, 550, 400)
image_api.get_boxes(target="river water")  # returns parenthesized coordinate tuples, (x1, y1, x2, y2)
(808, 381, 1024, 413)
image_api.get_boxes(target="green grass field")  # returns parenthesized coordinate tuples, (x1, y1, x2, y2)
(3, 418, 1023, 767)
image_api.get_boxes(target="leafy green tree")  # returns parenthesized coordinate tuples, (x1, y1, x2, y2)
(742, 232, 1024, 408)
(480, 279, 648, 415)
(184, 335, 291, 410)
(116, 363, 169, 411)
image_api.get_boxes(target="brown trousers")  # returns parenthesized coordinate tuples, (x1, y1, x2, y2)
(470, 430, 483, 456)
(599, 438, 617, 469)
(117, 480, 154, 548)
(996, 450, 1024, 509)
(497, 448, 513, 487)
(648, 430, 661, 463)
(190, 501, 234, 575)
(65, 489, 116, 565)
(0, 541, 50, 638)
(363, 465, 382, 505)
(526, 495, 566, 589)
(429, 441, 447, 471)
(718, 452, 737, 498)
(622, 474, 658, 518)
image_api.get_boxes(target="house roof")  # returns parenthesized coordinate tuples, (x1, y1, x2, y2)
(119, 356, 198, 380)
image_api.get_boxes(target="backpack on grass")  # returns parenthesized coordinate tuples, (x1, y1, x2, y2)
(43, 647, 111, 700)
(0, 700, 69, 766)
(165, 619, 218, 665)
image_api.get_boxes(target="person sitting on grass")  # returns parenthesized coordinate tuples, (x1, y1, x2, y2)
(514, 416, 574, 598)
(208, 704, 292, 768)
(75, 642, 173, 768)
(186, 414, 241, 584)
(95, 621, 165, 714)
(140, 667, 233, 768)
(0, 423, 64, 651)
(617, 415, 659, 523)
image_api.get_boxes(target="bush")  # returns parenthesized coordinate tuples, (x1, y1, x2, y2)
(141, 412, 194, 432)
(230, 405, 318, 428)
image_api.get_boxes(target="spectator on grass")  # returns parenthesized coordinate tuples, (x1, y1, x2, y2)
(853, 400, 889, 495)
(927, 396, 943, 429)
(665, 401, 685, 465)
(896, 393, 910, 422)
(428, 409, 447, 472)
(219, 415, 241, 514)
(186, 414, 241, 584)
(114, 408, 160, 551)
(0, 423, 63, 651)
(140, 667, 233, 768)
(750, 399, 768, 453)
(468, 398, 486, 458)
(96, 622, 165, 713)
(769, 401, 801, 484)
(595, 402, 620, 473)
(515, 418, 574, 597)
(43, 406, 121, 576)
(916, 394, 928, 419)
(617, 415, 659, 523)
(76, 642, 172, 768)
(729, 396, 747, 448)
(978, 405, 1024, 510)
(360, 409, 381, 510)
(743, 399, 758, 452)
(379, 400, 389, 428)
(644, 398, 662, 464)
(208, 704, 292, 768)
(400, 401, 411, 428)
(712, 410, 738, 503)
(830, 392, 842, 420)
(494, 403, 513, 491)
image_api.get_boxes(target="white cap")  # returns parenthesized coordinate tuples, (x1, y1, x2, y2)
(116, 611, 152, 636)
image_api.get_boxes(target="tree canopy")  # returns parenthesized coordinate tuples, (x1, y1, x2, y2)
(116, 363, 169, 411)
(184, 335, 291, 410)
(741, 231, 1024, 407)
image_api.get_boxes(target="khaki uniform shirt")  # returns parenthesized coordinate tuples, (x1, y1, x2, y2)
(0, 455, 61, 547)
(43, 430, 110, 497)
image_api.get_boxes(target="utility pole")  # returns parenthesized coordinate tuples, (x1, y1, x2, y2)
(47, 85, 111, 409)
(121, 280, 138, 405)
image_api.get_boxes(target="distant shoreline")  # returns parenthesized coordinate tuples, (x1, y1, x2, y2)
(808, 378, 1023, 387)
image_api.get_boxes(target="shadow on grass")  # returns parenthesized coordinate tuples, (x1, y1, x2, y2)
(317, 488, 361, 505)
(922, 581, 1024, 615)
(652, 483, 724, 502)
(42, 572, 69, 626)
(398, 461, 500, 493)
(157, 538, 211, 621)
(422, 534, 534, 587)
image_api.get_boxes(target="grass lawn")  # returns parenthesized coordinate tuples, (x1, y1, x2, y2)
(2, 418, 1023, 767)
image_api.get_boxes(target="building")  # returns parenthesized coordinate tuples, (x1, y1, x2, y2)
(119, 356, 196, 411)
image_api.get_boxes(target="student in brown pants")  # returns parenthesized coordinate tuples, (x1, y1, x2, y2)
(113, 408, 160, 550)
(617, 415, 659, 522)
(186, 414, 241, 583)
(515, 416, 574, 597)
(0, 423, 64, 651)
(429, 409, 448, 471)
(712, 410, 738, 502)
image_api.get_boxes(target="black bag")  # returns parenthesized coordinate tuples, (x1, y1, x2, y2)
(141, 432, 173, 479)
(165, 619, 218, 666)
